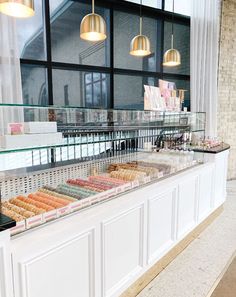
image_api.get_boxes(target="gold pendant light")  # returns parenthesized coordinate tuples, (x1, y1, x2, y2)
(130, 0, 151, 57)
(163, 0, 181, 67)
(80, 0, 107, 42)
(0, 0, 34, 18)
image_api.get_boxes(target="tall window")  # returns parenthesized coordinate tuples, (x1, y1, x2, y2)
(17, 0, 190, 110)
(84, 73, 108, 108)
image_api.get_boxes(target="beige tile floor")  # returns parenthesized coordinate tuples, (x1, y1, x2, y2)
(138, 181, 236, 297)
(211, 256, 236, 297)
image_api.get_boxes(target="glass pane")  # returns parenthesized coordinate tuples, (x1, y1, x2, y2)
(102, 80, 108, 103)
(50, 0, 65, 14)
(52, 69, 110, 108)
(21, 65, 48, 105)
(165, 0, 192, 16)
(16, 0, 46, 60)
(85, 85, 92, 105)
(114, 74, 155, 109)
(163, 76, 190, 110)
(93, 81, 102, 106)
(85, 73, 92, 84)
(163, 22, 190, 75)
(124, 0, 162, 9)
(50, 1, 110, 66)
(114, 11, 162, 72)
(93, 72, 101, 82)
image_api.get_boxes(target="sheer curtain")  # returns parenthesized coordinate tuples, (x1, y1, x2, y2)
(191, 0, 221, 137)
(0, 13, 23, 135)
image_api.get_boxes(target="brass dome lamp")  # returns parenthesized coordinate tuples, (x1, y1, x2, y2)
(0, 0, 34, 18)
(163, 0, 181, 67)
(80, 0, 107, 42)
(130, 0, 151, 57)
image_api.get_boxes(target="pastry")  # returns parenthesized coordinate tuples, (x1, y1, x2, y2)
(17, 196, 55, 211)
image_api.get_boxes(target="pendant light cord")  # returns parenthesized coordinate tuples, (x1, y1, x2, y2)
(171, 0, 174, 48)
(92, 0, 95, 14)
(140, 0, 142, 35)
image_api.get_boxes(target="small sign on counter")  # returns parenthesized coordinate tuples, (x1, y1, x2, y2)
(10, 221, 26, 235)
(43, 209, 57, 222)
(131, 180, 140, 188)
(70, 200, 83, 212)
(57, 205, 71, 217)
(26, 215, 43, 229)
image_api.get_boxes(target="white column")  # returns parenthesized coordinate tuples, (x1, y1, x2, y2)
(191, 0, 221, 137)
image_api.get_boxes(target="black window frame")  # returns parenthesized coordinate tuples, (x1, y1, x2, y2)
(84, 72, 108, 108)
(20, 0, 190, 109)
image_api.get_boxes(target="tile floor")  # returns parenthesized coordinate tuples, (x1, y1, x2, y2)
(138, 181, 236, 297)
(211, 256, 236, 297)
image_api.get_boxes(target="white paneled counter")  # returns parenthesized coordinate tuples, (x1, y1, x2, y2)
(0, 149, 229, 297)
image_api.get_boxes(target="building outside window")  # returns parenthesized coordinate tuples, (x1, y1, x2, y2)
(84, 73, 108, 108)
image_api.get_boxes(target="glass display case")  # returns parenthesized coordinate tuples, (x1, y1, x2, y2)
(0, 104, 206, 235)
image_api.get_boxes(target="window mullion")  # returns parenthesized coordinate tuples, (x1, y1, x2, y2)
(44, 0, 53, 105)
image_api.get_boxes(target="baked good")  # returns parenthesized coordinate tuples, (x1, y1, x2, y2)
(28, 194, 64, 209)
(35, 192, 70, 206)
(2, 201, 35, 218)
(1, 206, 25, 222)
(39, 188, 77, 202)
(9, 198, 45, 215)
(17, 196, 55, 211)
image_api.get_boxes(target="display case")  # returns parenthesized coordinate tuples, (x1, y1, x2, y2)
(0, 104, 206, 234)
(0, 105, 230, 297)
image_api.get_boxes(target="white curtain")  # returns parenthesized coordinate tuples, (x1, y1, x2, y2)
(191, 0, 221, 137)
(0, 13, 23, 135)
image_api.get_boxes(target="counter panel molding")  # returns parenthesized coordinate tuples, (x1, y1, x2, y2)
(198, 165, 214, 222)
(177, 176, 198, 239)
(101, 204, 144, 297)
(213, 151, 228, 208)
(147, 188, 176, 264)
(12, 230, 95, 297)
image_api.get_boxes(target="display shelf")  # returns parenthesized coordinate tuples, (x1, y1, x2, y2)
(0, 126, 199, 155)
(0, 106, 229, 297)
(0, 106, 206, 235)
(0, 150, 202, 236)
(0, 103, 205, 127)
(0, 104, 205, 155)
(191, 143, 230, 154)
